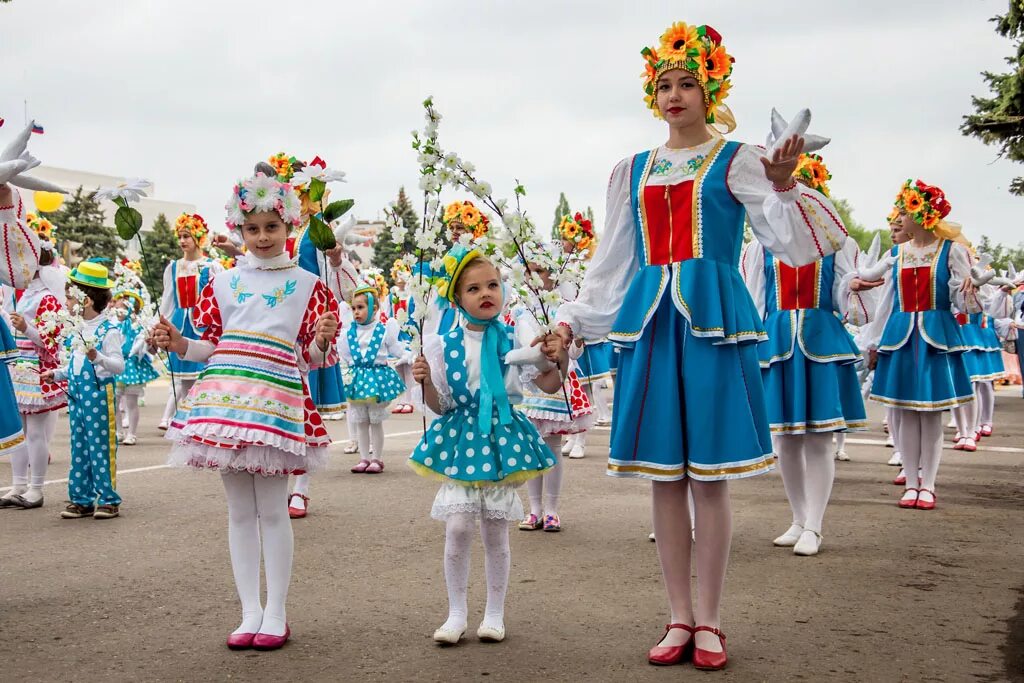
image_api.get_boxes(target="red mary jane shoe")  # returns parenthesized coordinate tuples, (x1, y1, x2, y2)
(915, 489, 936, 511)
(647, 623, 694, 666)
(252, 625, 290, 651)
(226, 632, 256, 650)
(692, 625, 728, 671)
(287, 493, 309, 519)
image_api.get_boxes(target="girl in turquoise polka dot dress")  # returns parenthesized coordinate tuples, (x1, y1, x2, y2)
(409, 246, 568, 645)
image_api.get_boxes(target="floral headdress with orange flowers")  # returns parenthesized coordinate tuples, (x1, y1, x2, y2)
(390, 257, 410, 283)
(118, 257, 142, 275)
(558, 212, 596, 254)
(442, 200, 490, 239)
(890, 179, 952, 230)
(794, 154, 832, 197)
(641, 22, 736, 131)
(175, 213, 210, 247)
(26, 212, 56, 243)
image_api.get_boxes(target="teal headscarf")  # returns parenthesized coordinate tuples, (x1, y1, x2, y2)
(353, 285, 377, 326)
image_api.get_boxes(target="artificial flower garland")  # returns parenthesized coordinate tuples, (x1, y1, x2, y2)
(890, 179, 951, 230)
(642, 21, 734, 123)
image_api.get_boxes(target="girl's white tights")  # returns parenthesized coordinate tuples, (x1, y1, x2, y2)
(976, 381, 995, 426)
(162, 378, 196, 423)
(120, 393, 141, 437)
(526, 436, 564, 517)
(953, 399, 978, 439)
(355, 421, 385, 462)
(221, 472, 293, 637)
(895, 409, 943, 492)
(7, 412, 58, 503)
(652, 478, 731, 654)
(775, 432, 835, 534)
(439, 514, 511, 633)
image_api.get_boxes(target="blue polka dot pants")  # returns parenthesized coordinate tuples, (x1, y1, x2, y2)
(67, 381, 121, 507)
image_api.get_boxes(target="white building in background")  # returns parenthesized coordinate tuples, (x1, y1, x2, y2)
(21, 166, 196, 257)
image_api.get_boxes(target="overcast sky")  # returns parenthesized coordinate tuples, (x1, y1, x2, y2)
(1, 0, 1021, 247)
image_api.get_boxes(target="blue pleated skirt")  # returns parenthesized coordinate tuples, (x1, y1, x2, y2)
(870, 327, 973, 410)
(762, 348, 867, 434)
(577, 341, 615, 382)
(309, 363, 347, 416)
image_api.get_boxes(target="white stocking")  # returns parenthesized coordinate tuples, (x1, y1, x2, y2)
(589, 381, 612, 423)
(690, 479, 731, 653)
(221, 472, 263, 635)
(977, 381, 995, 426)
(5, 443, 28, 496)
(917, 412, 944, 492)
(888, 407, 902, 448)
(651, 479, 693, 647)
(22, 411, 57, 502)
(125, 394, 140, 437)
(895, 409, 922, 492)
(253, 474, 293, 637)
(355, 421, 371, 461)
(833, 432, 846, 453)
(540, 436, 565, 516)
(802, 433, 835, 534)
(370, 422, 385, 461)
(954, 400, 978, 438)
(346, 409, 358, 444)
(291, 474, 310, 497)
(479, 517, 511, 630)
(440, 514, 474, 632)
(774, 435, 807, 527)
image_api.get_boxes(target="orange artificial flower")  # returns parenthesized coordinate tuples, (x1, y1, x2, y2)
(659, 22, 700, 61)
(703, 44, 732, 81)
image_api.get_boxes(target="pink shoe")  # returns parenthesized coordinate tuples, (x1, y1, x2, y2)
(226, 632, 256, 650)
(351, 459, 370, 473)
(980, 424, 993, 437)
(365, 459, 384, 474)
(252, 625, 290, 651)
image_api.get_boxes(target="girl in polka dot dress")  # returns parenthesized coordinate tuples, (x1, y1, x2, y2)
(112, 289, 160, 446)
(154, 170, 340, 651)
(409, 246, 567, 645)
(340, 283, 409, 474)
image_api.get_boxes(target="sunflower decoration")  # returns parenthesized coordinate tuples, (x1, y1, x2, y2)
(175, 213, 210, 248)
(892, 179, 951, 230)
(442, 200, 490, 239)
(794, 154, 832, 196)
(26, 212, 56, 243)
(373, 271, 389, 301)
(390, 258, 410, 284)
(559, 212, 597, 254)
(641, 22, 735, 126)
(219, 256, 237, 270)
(118, 257, 142, 275)
(268, 152, 299, 183)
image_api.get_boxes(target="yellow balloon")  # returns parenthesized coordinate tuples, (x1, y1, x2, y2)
(33, 191, 64, 213)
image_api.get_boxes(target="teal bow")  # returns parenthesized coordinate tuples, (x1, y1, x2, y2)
(460, 309, 512, 436)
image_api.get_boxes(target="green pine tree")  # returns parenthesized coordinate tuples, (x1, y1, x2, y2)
(372, 187, 420, 273)
(139, 213, 180, 300)
(551, 192, 571, 240)
(44, 186, 123, 266)
(832, 196, 891, 253)
(961, 2, 1024, 195)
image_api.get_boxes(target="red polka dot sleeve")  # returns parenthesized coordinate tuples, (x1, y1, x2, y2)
(191, 281, 223, 346)
(33, 294, 63, 361)
(298, 279, 340, 368)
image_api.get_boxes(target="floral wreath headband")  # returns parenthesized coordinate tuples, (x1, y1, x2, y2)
(175, 212, 210, 247)
(26, 212, 56, 243)
(889, 179, 951, 230)
(391, 258, 410, 283)
(225, 173, 303, 229)
(443, 200, 490, 239)
(559, 212, 596, 252)
(794, 154, 832, 197)
(436, 244, 487, 302)
(642, 22, 735, 131)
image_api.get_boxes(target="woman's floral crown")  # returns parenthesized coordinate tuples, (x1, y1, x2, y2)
(558, 212, 596, 251)
(794, 154, 832, 197)
(642, 22, 734, 124)
(26, 212, 55, 242)
(175, 212, 210, 246)
(442, 200, 490, 239)
(890, 179, 951, 230)
(225, 173, 303, 228)
(390, 258, 410, 283)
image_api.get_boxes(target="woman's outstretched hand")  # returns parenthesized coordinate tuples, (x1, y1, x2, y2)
(760, 133, 805, 188)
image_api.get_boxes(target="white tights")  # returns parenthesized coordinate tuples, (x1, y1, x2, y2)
(162, 379, 196, 423)
(953, 399, 978, 439)
(894, 410, 943, 492)
(976, 381, 995, 426)
(526, 436, 564, 517)
(355, 421, 385, 462)
(440, 514, 510, 632)
(118, 393, 141, 437)
(586, 381, 612, 423)
(7, 412, 58, 502)
(775, 433, 835, 534)
(221, 472, 293, 637)
(651, 478, 731, 653)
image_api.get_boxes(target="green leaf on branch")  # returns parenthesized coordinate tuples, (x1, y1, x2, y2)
(308, 178, 326, 203)
(114, 206, 144, 240)
(111, 196, 129, 210)
(323, 199, 355, 223)
(307, 215, 337, 251)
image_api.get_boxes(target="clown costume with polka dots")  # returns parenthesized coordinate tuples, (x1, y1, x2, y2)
(409, 245, 566, 646)
(340, 282, 409, 473)
(155, 168, 340, 651)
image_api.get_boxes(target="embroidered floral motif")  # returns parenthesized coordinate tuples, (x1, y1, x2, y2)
(263, 279, 297, 308)
(652, 158, 673, 175)
(650, 155, 707, 179)
(687, 155, 707, 174)
(230, 274, 253, 303)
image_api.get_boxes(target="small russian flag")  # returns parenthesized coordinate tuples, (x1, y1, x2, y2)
(31, 123, 44, 135)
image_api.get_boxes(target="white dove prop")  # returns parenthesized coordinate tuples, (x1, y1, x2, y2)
(865, 232, 882, 269)
(857, 237, 896, 281)
(765, 108, 831, 157)
(970, 252, 998, 286)
(332, 214, 372, 246)
(0, 121, 66, 193)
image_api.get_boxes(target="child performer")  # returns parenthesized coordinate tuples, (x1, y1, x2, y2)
(113, 288, 160, 445)
(158, 213, 223, 430)
(3, 214, 66, 509)
(862, 180, 982, 511)
(513, 258, 593, 533)
(341, 282, 408, 473)
(952, 282, 1009, 449)
(0, 184, 43, 507)
(741, 152, 880, 556)
(389, 259, 417, 414)
(409, 246, 563, 644)
(543, 22, 850, 670)
(41, 261, 125, 519)
(154, 169, 339, 650)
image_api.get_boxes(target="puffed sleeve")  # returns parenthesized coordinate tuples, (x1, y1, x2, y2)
(739, 241, 766, 319)
(297, 279, 340, 369)
(833, 237, 875, 325)
(383, 317, 411, 363)
(555, 158, 639, 340)
(26, 294, 63, 361)
(327, 254, 360, 304)
(730, 144, 849, 267)
(510, 307, 556, 385)
(159, 261, 175, 319)
(981, 285, 1014, 319)
(948, 243, 982, 314)
(854, 276, 894, 352)
(0, 187, 41, 289)
(182, 281, 219, 363)
(412, 333, 455, 413)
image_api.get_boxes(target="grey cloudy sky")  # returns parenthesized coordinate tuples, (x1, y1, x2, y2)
(1, 0, 1021, 246)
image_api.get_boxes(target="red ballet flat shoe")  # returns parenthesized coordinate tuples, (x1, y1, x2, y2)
(952, 438, 965, 451)
(893, 472, 907, 486)
(898, 488, 919, 509)
(351, 459, 370, 473)
(980, 424, 993, 437)
(226, 632, 256, 650)
(915, 489, 936, 511)
(287, 493, 309, 519)
(252, 625, 290, 651)
(692, 625, 727, 671)
(647, 623, 694, 666)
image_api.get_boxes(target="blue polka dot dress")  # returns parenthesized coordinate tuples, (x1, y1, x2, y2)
(409, 326, 554, 521)
(117, 318, 160, 392)
(341, 320, 407, 406)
